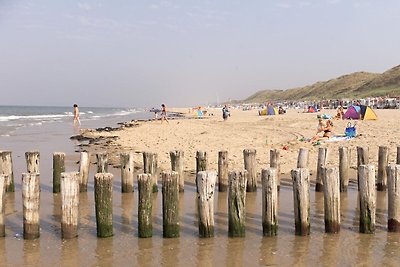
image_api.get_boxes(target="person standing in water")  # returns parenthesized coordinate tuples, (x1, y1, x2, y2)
(73, 104, 81, 126)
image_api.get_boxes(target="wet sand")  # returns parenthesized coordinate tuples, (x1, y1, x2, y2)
(1, 108, 400, 266)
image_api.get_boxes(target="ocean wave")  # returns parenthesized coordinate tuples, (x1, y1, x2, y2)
(0, 114, 69, 122)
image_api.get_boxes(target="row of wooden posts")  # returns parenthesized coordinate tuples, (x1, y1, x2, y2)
(0, 146, 400, 239)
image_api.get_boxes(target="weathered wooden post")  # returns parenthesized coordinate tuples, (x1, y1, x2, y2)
(94, 173, 113, 238)
(25, 151, 40, 174)
(53, 152, 65, 193)
(22, 173, 40, 239)
(120, 152, 134, 193)
(297, 148, 309, 168)
(243, 149, 257, 192)
(196, 151, 208, 193)
(61, 172, 80, 239)
(339, 147, 351, 192)
(218, 151, 229, 192)
(79, 152, 90, 192)
(397, 146, 400, 164)
(228, 170, 247, 237)
(196, 171, 217, 238)
(387, 165, 400, 232)
(270, 149, 280, 191)
(162, 171, 180, 238)
(322, 167, 340, 233)
(0, 151, 14, 192)
(143, 152, 158, 193)
(359, 165, 376, 234)
(357, 146, 369, 190)
(291, 168, 310, 236)
(0, 175, 6, 237)
(261, 168, 278, 236)
(170, 150, 184, 192)
(316, 147, 329, 192)
(138, 173, 153, 237)
(377, 146, 389, 191)
(96, 152, 108, 173)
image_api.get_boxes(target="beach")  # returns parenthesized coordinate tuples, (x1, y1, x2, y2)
(1, 106, 400, 266)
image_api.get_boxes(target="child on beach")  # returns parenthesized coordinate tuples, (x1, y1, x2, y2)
(316, 118, 324, 134)
(73, 104, 81, 126)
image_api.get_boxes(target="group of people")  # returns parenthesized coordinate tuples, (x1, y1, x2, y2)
(310, 118, 334, 143)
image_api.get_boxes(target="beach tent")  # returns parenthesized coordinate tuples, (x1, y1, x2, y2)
(267, 106, 278, 115)
(343, 105, 377, 120)
(307, 106, 317, 113)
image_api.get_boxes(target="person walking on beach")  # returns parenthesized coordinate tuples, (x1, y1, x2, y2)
(161, 104, 169, 124)
(222, 105, 230, 121)
(73, 104, 81, 126)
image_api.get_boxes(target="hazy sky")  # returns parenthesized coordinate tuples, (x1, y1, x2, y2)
(1, 0, 400, 108)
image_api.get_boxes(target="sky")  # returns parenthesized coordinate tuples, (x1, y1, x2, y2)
(1, 0, 400, 108)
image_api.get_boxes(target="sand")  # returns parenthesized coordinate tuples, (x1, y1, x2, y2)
(77, 107, 400, 182)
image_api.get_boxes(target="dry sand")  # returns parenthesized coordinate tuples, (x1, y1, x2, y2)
(77, 108, 400, 182)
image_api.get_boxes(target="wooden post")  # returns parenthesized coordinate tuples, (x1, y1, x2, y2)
(228, 170, 247, 237)
(96, 152, 108, 173)
(138, 174, 153, 238)
(120, 152, 134, 193)
(359, 165, 376, 234)
(162, 171, 180, 238)
(291, 168, 310, 236)
(218, 151, 229, 192)
(170, 150, 185, 192)
(143, 152, 158, 193)
(297, 148, 309, 168)
(0, 151, 14, 192)
(61, 172, 80, 239)
(25, 151, 40, 174)
(261, 168, 278, 236)
(387, 165, 400, 232)
(397, 146, 400, 164)
(243, 149, 257, 192)
(53, 152, 65, 193)
(316, 147, 329, 192)
(357, 146, 369, 191)
(322, 167, 340, 233)
(94, 173, 113, 238)
(196, 171, 217, 238)
(377, 146, 389, 191)
(270, 149, 280, 191)
(22, 173, 40, 239)
(339, 147, 351, 192)
(79, 152, 90, 192)
(196, 151, 208, 193)
(0, 175, 6, 237)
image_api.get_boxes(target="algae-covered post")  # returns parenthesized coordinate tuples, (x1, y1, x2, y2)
(261, 168, 278, 236)
(339, 147, 350, 192)
(228, 170, 247, 237)
(22, 172, 40, 239)
(53, 152, 65, 194)
(25, 151, 40, 174)
(218, 151, 229, 192)
(61, 172, 80, 239)
(0, 151, 14, 192)
(162, 171, 180, 238)
(316, 147, 329, 192)
(387, 164, 400, 232)
(377, 146, 389, 191)
(170, 150, 185, 192)
(138, 173, 153, 238)
(357, 146, 369, 191)
(79, 152, 90, 192)
(143, 152, 158, 193)
(94, 173, 113, 238)
(243, 149, 257, 192)
(96, 152, 108, 173)
(270, 149, 280, 191)
(0, 175, 5, 237)
(322, 166, 340, 233)
(297, 148, 309, 168)
(291, 168, 310, 236)
(358, 165, 376, 234)
(120, 152, 134, 193)
(196, 171, 216, 238)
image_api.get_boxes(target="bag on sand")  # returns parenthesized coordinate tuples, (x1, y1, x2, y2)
(345, 122, 356, 137)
